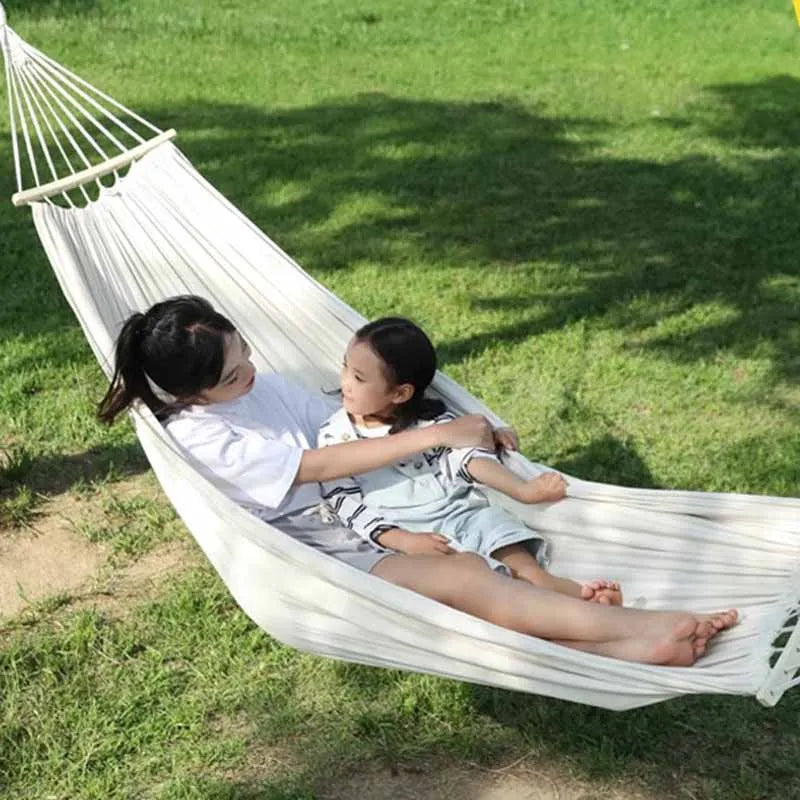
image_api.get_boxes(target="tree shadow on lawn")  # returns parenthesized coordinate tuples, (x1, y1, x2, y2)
(2, 78, 798, 378)
(466, 683, 800, 800)
(553, 433, 660, 489)
(176, 656, 800, 800)
(0, 440, 149, 497)
(146, 81, 799, 388)
(6, 0, 98, 20)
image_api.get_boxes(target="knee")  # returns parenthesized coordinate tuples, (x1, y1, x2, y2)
(436, 552, 495, 607)
(450, 552, 491, 572)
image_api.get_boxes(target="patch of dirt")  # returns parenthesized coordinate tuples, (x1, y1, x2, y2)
(318, 760, 655, 800)
(71, 539, 200, 617)
(0, 494, 109, 618)
(0, 483, 199, 622)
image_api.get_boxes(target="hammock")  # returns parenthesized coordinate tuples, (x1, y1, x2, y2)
(2, 8, 799, 711)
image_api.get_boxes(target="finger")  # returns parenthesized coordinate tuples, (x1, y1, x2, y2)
(500, 432, 518, 451)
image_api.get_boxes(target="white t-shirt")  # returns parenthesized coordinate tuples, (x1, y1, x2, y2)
(166, 373, 335, 521)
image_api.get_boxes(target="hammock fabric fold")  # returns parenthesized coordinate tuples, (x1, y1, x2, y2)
(3, 9, 799, 710)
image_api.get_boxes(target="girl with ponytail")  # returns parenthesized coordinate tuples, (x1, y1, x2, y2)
(321, 316, 623, 604)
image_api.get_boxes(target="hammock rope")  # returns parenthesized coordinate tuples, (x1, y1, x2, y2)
(1, 16, 168, 206)
(3, 5, 799, 710)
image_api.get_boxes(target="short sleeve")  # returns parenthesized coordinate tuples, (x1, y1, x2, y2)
(422, 410, 500, 484)
(168, 414, 302, 512)
(443, 447, 500, 484)
(274, 377, 339, 444)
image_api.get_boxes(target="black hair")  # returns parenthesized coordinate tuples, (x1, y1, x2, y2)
(97, 295, 236, 424)
(354, 316, 446, 433)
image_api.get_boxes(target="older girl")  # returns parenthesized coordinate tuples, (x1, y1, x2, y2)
(98, 295, 737, 666)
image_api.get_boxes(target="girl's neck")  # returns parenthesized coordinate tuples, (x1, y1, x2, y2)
(350, 411, 394, 429)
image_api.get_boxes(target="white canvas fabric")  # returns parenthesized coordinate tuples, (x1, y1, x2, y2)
(3, 9, 800, 709)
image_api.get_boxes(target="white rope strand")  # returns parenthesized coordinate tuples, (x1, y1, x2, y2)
(8, 56, 41, 188)
(27, 42, 160, 140)
(16, 64, 63, 189)
(26, 58, 115, 159)
(21, 59, 91, 204)
(30, 51, 131, 153)
(2, 26, 22, 191)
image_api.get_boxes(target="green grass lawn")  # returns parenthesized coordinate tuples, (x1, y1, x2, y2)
(2, 1, 800, 798)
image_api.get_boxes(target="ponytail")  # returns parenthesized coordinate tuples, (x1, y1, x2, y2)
(389, 394, 446, 433)
(97, 314, 168, 424)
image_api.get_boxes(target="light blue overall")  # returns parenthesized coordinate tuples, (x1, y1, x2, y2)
(318, 408, 549, 570)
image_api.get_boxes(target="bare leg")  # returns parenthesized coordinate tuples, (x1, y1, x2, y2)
(492, 543, 623, 606)
(371, 552, 737, 666)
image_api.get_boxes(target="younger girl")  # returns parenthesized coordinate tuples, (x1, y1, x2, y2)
(319, 317, 620, 604)
(98, 295, 737, 666)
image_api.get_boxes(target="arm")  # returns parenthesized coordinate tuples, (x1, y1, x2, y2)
(466, 458, 567, 504)
(320, 477, 395, 545)
(320, 478, 455, 555)
(295, 413, 494, 485)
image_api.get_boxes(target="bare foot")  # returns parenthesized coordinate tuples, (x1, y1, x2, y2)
(647, 610, 738, 666)
(581, 579, 623, 606)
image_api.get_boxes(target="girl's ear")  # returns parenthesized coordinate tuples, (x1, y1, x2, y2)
(392, 383, 415, 405)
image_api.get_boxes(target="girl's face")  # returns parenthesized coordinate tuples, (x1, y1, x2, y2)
(340, 338, 412, 420)
(196, 331, 256, 404)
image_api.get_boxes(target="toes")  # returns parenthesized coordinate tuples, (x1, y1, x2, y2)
(695, 619, 714, 640)
(694, 642, 707, 658)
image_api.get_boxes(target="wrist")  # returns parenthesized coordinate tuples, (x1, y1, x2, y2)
(375, 527, 402, 546)
(423, 423, 444, 449)
(510, 480, 535, 503)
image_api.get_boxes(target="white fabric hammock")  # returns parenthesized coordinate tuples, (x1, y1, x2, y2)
(3, 9, 800, 711)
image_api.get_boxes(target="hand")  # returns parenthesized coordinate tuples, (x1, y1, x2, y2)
(493, 427, 519, 452)
(376, 528, 455, 556)
(437, 414, 494, 450)
(580, 579, 623, 606)
(516, 471, 567, 504)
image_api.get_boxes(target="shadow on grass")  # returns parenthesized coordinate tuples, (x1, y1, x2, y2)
(144, 84, 799, 387)
(466, 685, 800, 800)
(0, 440, 149, 497)
(180, 656, 800, 800)
(553, 433, 660, 488)
(8, 0, 98, 20)
(2, 79, 799, 377)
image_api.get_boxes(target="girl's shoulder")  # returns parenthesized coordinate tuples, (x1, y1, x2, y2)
(414, 408, 457, 429)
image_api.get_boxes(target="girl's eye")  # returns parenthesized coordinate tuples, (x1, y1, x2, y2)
(354, 375, 364, 383)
